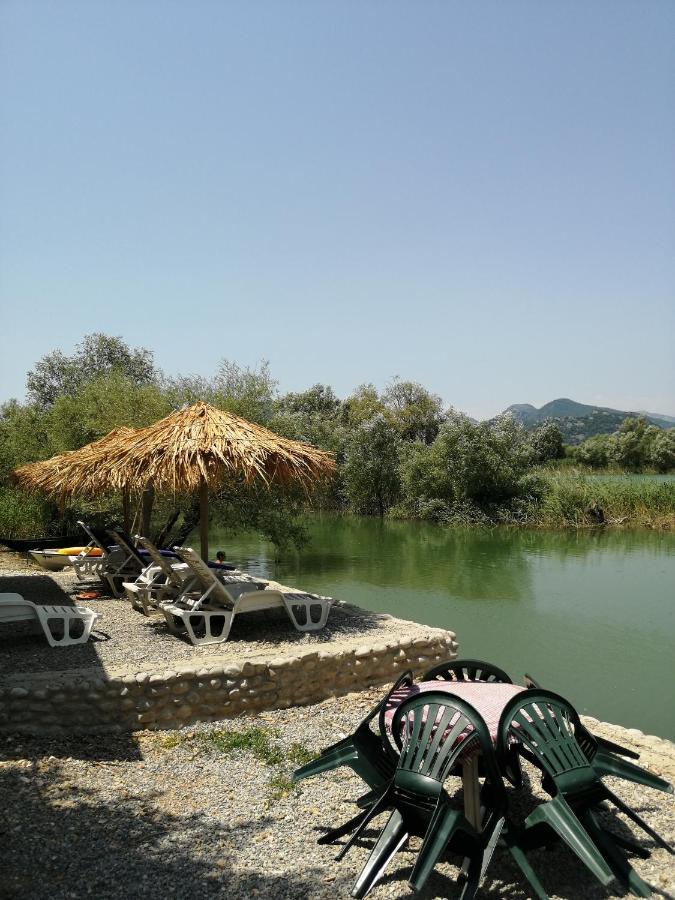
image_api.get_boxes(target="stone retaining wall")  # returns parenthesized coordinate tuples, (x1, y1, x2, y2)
(0, 625, 457, 734)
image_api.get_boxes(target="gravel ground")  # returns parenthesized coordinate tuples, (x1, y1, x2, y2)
(0, 553, 415, 676)
(0, 690, 673, 900)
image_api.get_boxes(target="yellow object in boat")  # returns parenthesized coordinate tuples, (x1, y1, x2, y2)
(55, 546, 103, 557)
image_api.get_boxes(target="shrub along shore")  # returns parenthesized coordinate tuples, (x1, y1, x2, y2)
(1, 333, 673, 543)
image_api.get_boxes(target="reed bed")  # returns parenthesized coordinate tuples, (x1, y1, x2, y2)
(533, 471, 675, 528)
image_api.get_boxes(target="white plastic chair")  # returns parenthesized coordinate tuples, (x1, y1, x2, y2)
(0, 593, 99, 647)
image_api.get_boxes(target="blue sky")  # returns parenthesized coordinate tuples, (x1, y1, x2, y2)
(1, 1, 673, 419)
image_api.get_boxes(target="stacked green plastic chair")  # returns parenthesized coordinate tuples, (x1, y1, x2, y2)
(523, 674, 673, 794)
(421, 658, 526, 789)
(346, 692, 547, 900)
(292, 670, 414, 845)
(498, 689, 673, 899)
(422, 658, 512, 684)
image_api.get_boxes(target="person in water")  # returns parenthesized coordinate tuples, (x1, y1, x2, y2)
(214, 551, 228, 566)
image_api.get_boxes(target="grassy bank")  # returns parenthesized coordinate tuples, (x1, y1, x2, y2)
(530, 472, 675, 528)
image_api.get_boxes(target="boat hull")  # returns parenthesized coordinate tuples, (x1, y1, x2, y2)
(28, 550, 74, 571)
(1, 535, 83, 552)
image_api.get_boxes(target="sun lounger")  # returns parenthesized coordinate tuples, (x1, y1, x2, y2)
(120, 534, 194, 615)
(160, 546, 332, 646)
(73, 523, 155, 597)
(0, 592, 99, 647)
(131, 537, 253, 616)
(71, 521, 129, 588)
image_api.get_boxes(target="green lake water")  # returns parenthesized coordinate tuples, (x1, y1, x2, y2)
(191, 517, 675, 740)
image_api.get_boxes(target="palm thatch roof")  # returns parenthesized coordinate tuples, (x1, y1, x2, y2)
(103, 402, 336, 494)
(12, 427, 135, 501)
(13, 404, 335, 499)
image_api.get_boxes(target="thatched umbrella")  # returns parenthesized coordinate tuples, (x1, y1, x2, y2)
(13, 427, 137, 528)
(15, 403, 335, 560)
(105, 402, 336, 559)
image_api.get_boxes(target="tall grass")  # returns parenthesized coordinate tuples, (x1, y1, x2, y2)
(533, 472, 675, 528)
(0, 487, 51, 537)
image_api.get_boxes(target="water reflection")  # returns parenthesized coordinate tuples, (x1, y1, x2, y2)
(193, 516, 675, 739)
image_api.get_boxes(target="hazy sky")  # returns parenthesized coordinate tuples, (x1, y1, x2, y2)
(1, 1, 674, 419)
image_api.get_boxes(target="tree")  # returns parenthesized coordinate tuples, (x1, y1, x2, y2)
(573, 434, 613, 469)
(271, 384, 344, 454)
(399, 412, 534, 512)
(382, 378, 445, 444)
(341, 384, 385, 427)
(342, 414, 401, 516)
(162, 360, 278, 425)
(529, 422, 565, 462)
(648, 429, 675, 473)
(26, 333, 156, 405)
(0, 400, 51, 479)
(278, 384, 341, 418)
(46, 373, 171, 452)
(612, 417, 653, 471)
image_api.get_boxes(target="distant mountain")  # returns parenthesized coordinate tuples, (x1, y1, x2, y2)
(501, 398, 674, 444)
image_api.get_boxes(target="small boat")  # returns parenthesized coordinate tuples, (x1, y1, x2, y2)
(28, 547, 102, 571)
(0, 534, 83, 552)
(29, 550, 75, 571)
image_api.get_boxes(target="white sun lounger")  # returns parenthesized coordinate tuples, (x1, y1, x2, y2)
(0, 593, 99, 647)
(71, 521, 134, 594)
(124, 536, 198, 615)
(160, 546, 332, 646)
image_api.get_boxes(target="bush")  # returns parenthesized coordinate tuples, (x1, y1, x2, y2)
(399, 413, 533, 512)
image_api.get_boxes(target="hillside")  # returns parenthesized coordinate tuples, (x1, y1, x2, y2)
(501, 398, 674, 444)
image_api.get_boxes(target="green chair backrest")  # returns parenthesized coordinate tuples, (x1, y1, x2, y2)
(497, 689, 596, 792)
(422, 658, 512, 684)
(391, 691, 504, 801)
(348, 669, 413, 741)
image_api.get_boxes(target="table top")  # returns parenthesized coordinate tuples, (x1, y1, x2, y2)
(384, 680, 526, 744)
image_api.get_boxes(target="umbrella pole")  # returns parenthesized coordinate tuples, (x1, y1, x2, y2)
(199, 479, 209, 562)
(122, 487, 131, 533)
(140, 484, 155, 538)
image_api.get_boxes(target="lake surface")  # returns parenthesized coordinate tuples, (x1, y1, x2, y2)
(190, 517, 675, 740)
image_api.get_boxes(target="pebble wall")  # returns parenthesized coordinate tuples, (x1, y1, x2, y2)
(0, 628, 458, 734)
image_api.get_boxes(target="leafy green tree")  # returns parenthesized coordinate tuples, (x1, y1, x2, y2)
(573, 434, 614, 469)
(382, 378, 445, 443)
(46, 373, 171, 451)
(278, 384, 341, 418)
(162, 359, 277, 424)
(612, 417, 653, 471)
(529, 422, 565, 462)
(341, 384, 385, 427)
(648, 428, 675, 473)
(342, 414, 401, 516)
(0, 400, 51, 479)
(399, 413, 534, 513)
(26, 333, 156, 405)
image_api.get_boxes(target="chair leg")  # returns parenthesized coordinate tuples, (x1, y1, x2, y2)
(604, 786, 674, 853)
(583, 810, 652, 898)
(458, 851, 482, 900)
(292, 744, 357, 783)
(351, 809, 408, 899)
(282, 595, 330, 631)
(504, 832, 549, 900)
(594, 750, 673, 794)
(408, 802, 463, 892)
(183, 610, 234, 646)
(596, 736, 640, 760)
(336, 790, 391, 862)
(318, 808, 371, 845)
(526, 797, 615, 887)
(599, 827, 650, 860)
